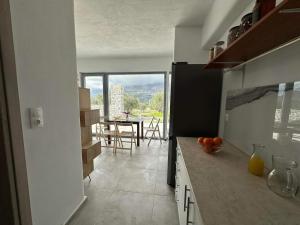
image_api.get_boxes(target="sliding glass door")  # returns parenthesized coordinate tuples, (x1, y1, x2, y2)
(108, 74, 164, 134)
(81, 72, 170, 139)
(84, 75, 104, 116)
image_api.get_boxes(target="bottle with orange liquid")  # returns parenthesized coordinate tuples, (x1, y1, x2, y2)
(248, 144, 265, 176)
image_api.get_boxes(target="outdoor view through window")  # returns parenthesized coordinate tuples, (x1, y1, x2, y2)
(85, 74, 166, 135)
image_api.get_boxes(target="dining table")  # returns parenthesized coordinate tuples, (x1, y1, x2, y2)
(107, 117, 144, 146)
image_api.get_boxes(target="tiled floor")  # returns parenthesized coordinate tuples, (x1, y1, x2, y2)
(68, 140, 179, 225)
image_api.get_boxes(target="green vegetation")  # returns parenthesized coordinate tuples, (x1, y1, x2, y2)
(150, 92, 164, 112)
(124, 94, 140, 112)
(129, 91, 164, 120)
(91, 91, 164, 120)
(91, 94, 103, 106)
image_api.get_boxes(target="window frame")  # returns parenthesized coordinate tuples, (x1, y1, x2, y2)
(81, 72, 170, 139)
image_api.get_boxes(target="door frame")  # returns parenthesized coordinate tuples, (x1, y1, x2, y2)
(81, 72, 169, 139)
(0, 0, 33, 224)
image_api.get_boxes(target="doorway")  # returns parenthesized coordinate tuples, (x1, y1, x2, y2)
(0, 0, 32, 223)
(81, 72, 170, 139)
(0, 49, 19, 225)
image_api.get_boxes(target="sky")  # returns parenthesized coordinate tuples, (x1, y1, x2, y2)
(85, 74, 165, 96)
(85, 74, 165, 90)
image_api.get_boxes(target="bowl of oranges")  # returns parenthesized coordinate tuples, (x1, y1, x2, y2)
(197, 137, 223, 154)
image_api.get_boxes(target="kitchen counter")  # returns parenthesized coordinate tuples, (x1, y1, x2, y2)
(177, 137, 300, 225)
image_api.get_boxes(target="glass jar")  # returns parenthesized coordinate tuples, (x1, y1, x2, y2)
(227, 26, 240, 46)
(267, 156, 298, 198)
(248, 144, 265, 176)
(240, 13, 253, 35)
(213, 41, 224, 57)
(209, 47, 214, 61)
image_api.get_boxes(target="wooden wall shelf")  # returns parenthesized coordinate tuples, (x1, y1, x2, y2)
(205, 0, 300, 69)
(78, 88, 101, 179)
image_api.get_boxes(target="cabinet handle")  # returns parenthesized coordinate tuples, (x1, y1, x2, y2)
(184, 185, 190, 211)
(186, 197, 195, 225)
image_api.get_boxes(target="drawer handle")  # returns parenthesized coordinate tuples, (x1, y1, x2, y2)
(184, 185, 190, 211)
(186, 197, 195, 225)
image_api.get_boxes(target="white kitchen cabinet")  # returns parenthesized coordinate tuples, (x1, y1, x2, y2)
(176, 146, 204, 225)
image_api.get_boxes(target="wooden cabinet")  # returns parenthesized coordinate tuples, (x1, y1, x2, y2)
(82, 141, 101, 164)
(79, 88, 101, 179)
(83, 160, 94, 178)
(80, 109, 100, 127)
(176, 147, 204, 225)
(79, 88, 91, 110)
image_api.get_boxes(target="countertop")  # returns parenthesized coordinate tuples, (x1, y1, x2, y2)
(177, 137, 300, 225)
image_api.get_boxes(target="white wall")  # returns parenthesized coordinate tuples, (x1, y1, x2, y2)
(174, 27, 208, 64)
(9, 0, 84, 225)
(218, 2, 300, 138)
(77, 56, 173, 73)
(201, 0, 252, 50)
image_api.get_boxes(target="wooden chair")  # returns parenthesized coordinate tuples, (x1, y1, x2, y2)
(115, 122, 136, 156)
(143, 116, 155, 130)
(144, 117, 162, 146)
(96, 121, 121, 154)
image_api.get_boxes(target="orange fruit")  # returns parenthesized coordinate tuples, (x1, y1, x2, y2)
(213, 137, 223, 146)
(197, 137, 204, 144)
(203, 138, 213, 146)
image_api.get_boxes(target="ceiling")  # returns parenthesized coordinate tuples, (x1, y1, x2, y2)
(74, 0, 213, 58)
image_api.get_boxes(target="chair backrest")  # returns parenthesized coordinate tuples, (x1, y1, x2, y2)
(98, 121, 116, 134)
(148, 116, 155, 128)
(151, 117, 160, 130)
(115, 122, 134, 133)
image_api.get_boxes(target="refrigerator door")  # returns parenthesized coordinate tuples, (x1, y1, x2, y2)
(167, 136, 176, 186)
(167, 63, 223, 186)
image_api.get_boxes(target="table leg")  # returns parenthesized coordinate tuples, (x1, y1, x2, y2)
(141, 121, 144, 139)
(137, 123, 140, 147)
(107, 124, 111, 144)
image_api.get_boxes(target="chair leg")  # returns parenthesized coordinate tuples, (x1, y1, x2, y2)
(158, 129, 162, 144)
(103, 137, 108, 146)
(130, 136, 133, 156)
(119, 136, 123, 148)
(148, 131, 156, 146)
(113, 136, 117, 155)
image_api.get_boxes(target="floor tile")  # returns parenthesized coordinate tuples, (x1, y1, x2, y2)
(68, 189, 113, 225)
(96, 191, 154, 225)
(154, 172, 174, 196)
(152, 195, 179, 225)
(157, 156, 168, 172)
(125, 155, 158, 171)
(67, 140, 178, 225)
(116, 168, 156, 194)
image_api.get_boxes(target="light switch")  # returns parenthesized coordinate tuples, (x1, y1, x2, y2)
(29, 107, 44, 128)
(225, 113, 229, 122)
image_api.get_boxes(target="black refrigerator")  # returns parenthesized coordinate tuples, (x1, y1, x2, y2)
(167, 63, 223, 186)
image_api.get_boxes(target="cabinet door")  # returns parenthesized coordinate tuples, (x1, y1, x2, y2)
(178, 156, 191, 225)
(186, 191, 205, 225)
(175, 148, 185, 225)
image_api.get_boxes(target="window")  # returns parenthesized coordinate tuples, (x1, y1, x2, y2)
(81, 73, 170, 138)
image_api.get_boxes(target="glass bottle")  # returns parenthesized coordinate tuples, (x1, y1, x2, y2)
(267, 156, 298, 198)
(248, 144, 265, 176)
(213, 41, 224, 57)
